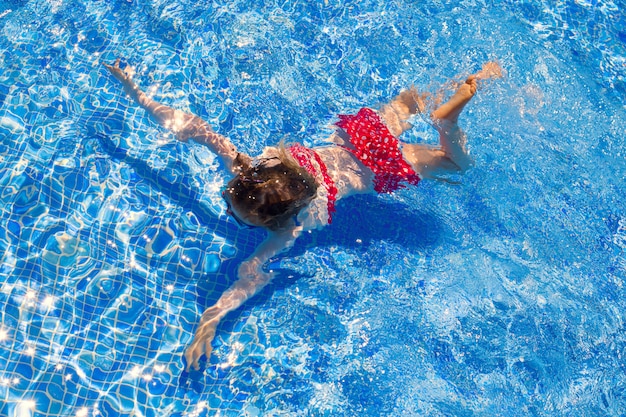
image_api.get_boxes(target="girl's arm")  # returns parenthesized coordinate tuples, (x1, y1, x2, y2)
(184, 227, 301, 371)
(104, 59, 240, 173)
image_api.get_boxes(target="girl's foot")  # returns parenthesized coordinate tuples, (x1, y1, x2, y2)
(431, 62, 502, 123)
(475, 61, 503, 81)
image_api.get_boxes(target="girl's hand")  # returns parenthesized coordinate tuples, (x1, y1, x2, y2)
(103, 58, 135, 87)
(183, 262, 275, 371)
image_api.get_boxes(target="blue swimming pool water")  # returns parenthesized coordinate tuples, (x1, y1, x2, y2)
(0, 0, 625, 416)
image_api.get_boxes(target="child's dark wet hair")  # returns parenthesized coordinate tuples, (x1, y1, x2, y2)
(223, 149, 318, 231)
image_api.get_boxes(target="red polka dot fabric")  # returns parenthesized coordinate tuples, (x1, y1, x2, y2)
(289, 143, 338, 224)
(336, 108, 421, 193)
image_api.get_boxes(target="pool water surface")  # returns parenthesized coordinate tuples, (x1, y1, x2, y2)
(0, 0, 625, 416)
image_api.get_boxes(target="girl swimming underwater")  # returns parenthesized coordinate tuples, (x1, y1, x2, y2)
(104, 59, 502, 371)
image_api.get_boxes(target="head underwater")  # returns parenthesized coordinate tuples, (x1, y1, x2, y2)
(222, 149, 318, 231)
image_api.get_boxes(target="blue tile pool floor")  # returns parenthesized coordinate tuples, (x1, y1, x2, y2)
(0, 0, 625, 416)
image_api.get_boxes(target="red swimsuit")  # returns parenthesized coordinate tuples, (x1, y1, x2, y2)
(289, 143, 338, 224)
(336, 108, 420, 193)
(289, 108, 420, 225)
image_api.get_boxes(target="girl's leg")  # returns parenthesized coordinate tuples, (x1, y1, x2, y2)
(427, 76, 478, 172)
(378, 87, 427, 137)
(402, 62, 502, 178)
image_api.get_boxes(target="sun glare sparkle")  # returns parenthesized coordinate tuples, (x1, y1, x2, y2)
(76, 407, 89, 417)
(16, 400, 36, 417)
(42, 295, 56, 309)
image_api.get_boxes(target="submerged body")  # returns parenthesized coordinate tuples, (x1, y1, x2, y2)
(104, 59, 502, 370)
